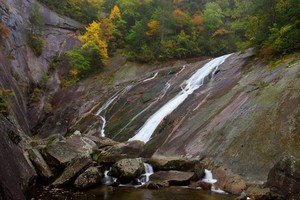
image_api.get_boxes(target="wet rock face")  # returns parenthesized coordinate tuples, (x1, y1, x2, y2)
(266, 155, 300, 199)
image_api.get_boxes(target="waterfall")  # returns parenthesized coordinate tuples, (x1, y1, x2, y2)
(129, 54, 232, 143)
(102, 170, 116, 185)
(139, 163, 154, 184)
(202, 169, 227, 194)
(202, 169, 217, 184)
(143, 72, 158, 82)
(96, 85, 133, 137)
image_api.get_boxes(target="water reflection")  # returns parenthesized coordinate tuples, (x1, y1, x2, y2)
(32, 186, 236, 200)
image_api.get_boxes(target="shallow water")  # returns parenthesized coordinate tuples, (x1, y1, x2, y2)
(32, 186, 236, 200)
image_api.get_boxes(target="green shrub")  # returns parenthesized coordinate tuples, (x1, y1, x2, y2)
(28, 34, 44, 57)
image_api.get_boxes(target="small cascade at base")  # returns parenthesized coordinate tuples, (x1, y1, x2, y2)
(139, 163, 154, 184)
(102, 170, 116, 185)
(202, 169, 227, 194)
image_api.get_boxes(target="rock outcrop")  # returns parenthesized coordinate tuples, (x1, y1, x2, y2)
(266, 155, 300, 199)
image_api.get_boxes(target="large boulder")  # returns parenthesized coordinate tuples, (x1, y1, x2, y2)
(212, 167, 246, 195)
(97, 140, 144, 164)
(41, 135, 97, 167)
(109, 158, 144, 183)
(148, 156, 200, 172)
(149, 170, 197, 186)
(51, 156, 92, 187)
(266, 155, 300, 199)
(28, 148, 54, 180)
(74, 166, 102, 189)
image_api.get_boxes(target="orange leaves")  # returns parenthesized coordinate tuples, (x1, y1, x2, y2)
(173, 8, 189, 28)
(69, 69, 78, 76)
(146, 20, 160, 36)
(212, 28, 229, 37)
(191, 14, 204, 31)
(0, 23, 9, 38)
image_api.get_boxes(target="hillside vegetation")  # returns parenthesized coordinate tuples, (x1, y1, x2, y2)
(37, 0, 300, 63)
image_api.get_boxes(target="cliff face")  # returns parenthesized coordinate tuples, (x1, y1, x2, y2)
(0, 0, 81, 199)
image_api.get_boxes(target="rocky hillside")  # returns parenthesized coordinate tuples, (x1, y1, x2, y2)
(77, 49, 300, 184)
(0, 0, 82, 199)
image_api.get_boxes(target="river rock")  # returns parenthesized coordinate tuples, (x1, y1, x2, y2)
(246, 185, 271, 199)
(189, 180, 212, 190)
(97, 140, 144, 164)
(142, 181, 169, 189)
(41, 135, 97, 167)
(74, 166, 102, 189)
(149, 170, 197, 186)
(213, 166, 246, 194)
(148, 156, 200, 172)
(266, 155, 300, 199)
(51, 156, 92, 187)
(28, 148, 54, 180)
(109, 158, 144, 183)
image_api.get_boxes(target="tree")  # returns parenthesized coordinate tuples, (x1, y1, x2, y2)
(80, 21, 109, 64)
(146, 20, 160, 36)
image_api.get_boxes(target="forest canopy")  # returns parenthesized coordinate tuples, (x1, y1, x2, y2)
(38, 0, 300, 64)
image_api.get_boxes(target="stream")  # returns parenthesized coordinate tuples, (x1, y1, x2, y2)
(32, 186, 236, 200)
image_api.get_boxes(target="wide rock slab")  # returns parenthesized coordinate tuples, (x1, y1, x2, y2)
(148, 157, 200, 172)
(266, 155, 300, 199)
(149, 170, 197, 186)
(97, 140, 144, 164)
(51, 156, 92, 187)
(42, 135, 97, 167)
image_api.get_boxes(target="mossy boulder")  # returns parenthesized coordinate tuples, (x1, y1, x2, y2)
(109, 158, 144, 183)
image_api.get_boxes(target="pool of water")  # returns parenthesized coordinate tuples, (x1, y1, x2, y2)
(31, 186, 237, 200)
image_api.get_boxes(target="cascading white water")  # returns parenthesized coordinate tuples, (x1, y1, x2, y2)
(115, 65, 186, 137)
(96, 85, 133, 137)
(129, 54, 232, 143)
(202, 169, 217, 184)
(102, 170, 116, 185)
(139, 163, 154, 184)
(143, 72, 158, 82)
(202, 169, 227, 194)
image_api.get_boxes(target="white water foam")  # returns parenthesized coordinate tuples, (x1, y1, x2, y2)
(129, 54, 232, 143)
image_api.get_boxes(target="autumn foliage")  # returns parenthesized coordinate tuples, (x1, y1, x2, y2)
(0, 23, 9, 38)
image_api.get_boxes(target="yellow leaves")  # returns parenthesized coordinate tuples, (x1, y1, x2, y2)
(109, 5, 121, 20)
(146, 20, 160, 36)
(80, 21, 108, 63)
(69, 69, 78, 76)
